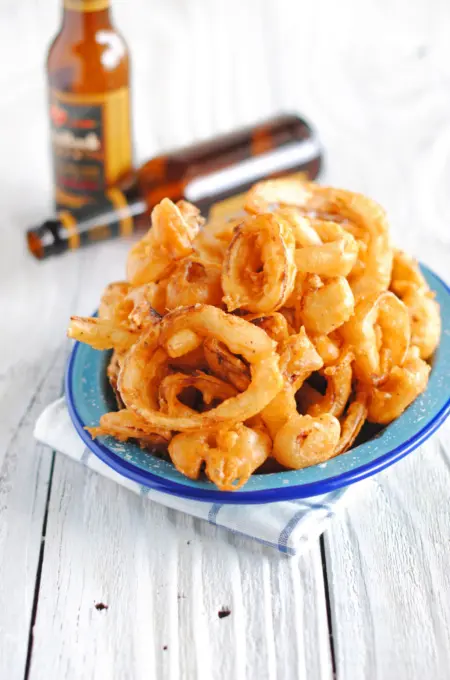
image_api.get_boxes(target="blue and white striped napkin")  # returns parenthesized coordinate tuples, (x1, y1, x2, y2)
(34, 398, 353, 556)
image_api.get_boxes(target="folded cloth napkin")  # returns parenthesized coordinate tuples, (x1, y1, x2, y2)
(34, 398, 354, 556)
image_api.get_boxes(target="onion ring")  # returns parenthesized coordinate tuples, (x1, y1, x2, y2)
(245, 179, 392, 300)
(107, 350, 125, 409)
(168, 423, 271, 490)
(193, 217, 240, 265)
(99, 281, 131, 322)
(87, 409, 171, 449)
(299, 276, 355, 335)
(67, 316, 139, 351)
(165, 258, 223, 310)
(294, 220, 358, 277)
(307, 348, 354, 418)
(279, 327, 324, 390)
(272, 413, 341, 469)
(391, 250, 440, 360)
(127, 199, 203, 285)
(165, 329, 202, 358)
(340, 291, 410, 383)
(333, 390, 368, 456)
(204, 337, 250, 392)
(159, 372, 237, 418)
(275, 207, 322, 247)
(222, 213, 296, 313)
(98, 281, 161, 333)
(392, 283, 440, 360)
(244, 311, 292, 350)
(261, 327, 323, 438)
(367, 347, 430, 424)
(119, 305, 283, 430)
(310, 332, 341, 366)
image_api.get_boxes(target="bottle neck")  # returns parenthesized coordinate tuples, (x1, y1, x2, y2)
(62, 1, 112, 33)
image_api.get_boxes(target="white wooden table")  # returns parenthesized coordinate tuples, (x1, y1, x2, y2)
(1, 0, 450, 678)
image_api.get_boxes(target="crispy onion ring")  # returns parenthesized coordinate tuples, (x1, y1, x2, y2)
(165, 329, 202, 358)
(126, 232, 175, 287)
(391, 248, 427, 288)
(244, 312, 292, 350)
(294, 220, 358, 277)
(204, 337, 250, 392)
(279, 327, 324, 390)
(261, 328, 323, 438)
(68, 316, 139, 351)
(87, 410, 171, 448)
(127, 199, 203, 285)
(165, 258, 223, 310)
(169, 423, 271, 490)
(124, 285, 162, 331)
(245, 178, 317, 214)
(261, 386, 298, 440)
(295, 382, 322, 413)
(151, 198, 203, 257)
(222, 213, 296, 313)
(245, 179, 392, 300)
(107, 350, 125, 409)
(98, 281, 161, 333)
(276, 208, 322, 247)
(272, 413, 341, 469)
(299, 276, 355, 335)
(310, 333, 341, 366)
(333, 390, 368, 456)
(159, 372, 237, 418)
(193, 217, 240, 265)
(99, 281, 131, 321)
(391, 250, 440, 360)
(307, 349, 354, 418)
(393, 283, 440, 360)
(340, 291, 410, 383)
(119, 305, 283, 430)
(367, 347, 430, 424)
(168, 345, 209, 372)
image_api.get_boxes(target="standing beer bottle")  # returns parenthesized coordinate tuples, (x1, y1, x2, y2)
(47, 0, 133, 211)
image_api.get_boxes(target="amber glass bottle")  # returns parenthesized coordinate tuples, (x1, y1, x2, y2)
(28, 114, 322, 259)
(47, 0, 132, 210)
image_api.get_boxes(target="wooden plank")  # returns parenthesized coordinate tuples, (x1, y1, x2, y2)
(28, 456, 332, 680)
(324, 421, 450, 680)
(0, 71, 131, 677)
(0, 80, 85, 677)
(0, 346, 66, 680)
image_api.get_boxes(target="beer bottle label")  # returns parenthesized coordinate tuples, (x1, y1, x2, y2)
(49, 87, 132, 210)
(58, 188, 135, 251)
(63, 0, 110, 11)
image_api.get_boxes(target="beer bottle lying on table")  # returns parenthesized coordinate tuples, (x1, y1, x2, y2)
(27, 114, 322, 259)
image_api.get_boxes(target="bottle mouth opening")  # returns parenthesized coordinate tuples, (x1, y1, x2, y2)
(27, 230, 45, 260)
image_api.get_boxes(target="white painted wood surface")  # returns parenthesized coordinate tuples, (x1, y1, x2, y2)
(325, 422, 450, 680)
(0, 0, 449, 678)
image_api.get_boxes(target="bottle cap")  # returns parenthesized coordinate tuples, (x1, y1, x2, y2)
(27, 219, 68, 259)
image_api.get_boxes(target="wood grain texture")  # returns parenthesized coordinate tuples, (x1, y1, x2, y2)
(28, 457, 333, 680)
(0, 351, 61, 680)
(0, 0, 449, 677)
(325, 421, 450, 680)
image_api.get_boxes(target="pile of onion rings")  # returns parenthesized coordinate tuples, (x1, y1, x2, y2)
(68, 179, 440, 491)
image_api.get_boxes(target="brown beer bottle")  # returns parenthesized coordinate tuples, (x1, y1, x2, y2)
(28, 114, 322, 259)
(47, 0, 132, 211)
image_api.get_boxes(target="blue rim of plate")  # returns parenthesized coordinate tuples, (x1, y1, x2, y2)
(65, 264, 450, 504)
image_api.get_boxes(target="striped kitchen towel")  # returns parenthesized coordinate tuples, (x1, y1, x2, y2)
(34, 397, 353, 556)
